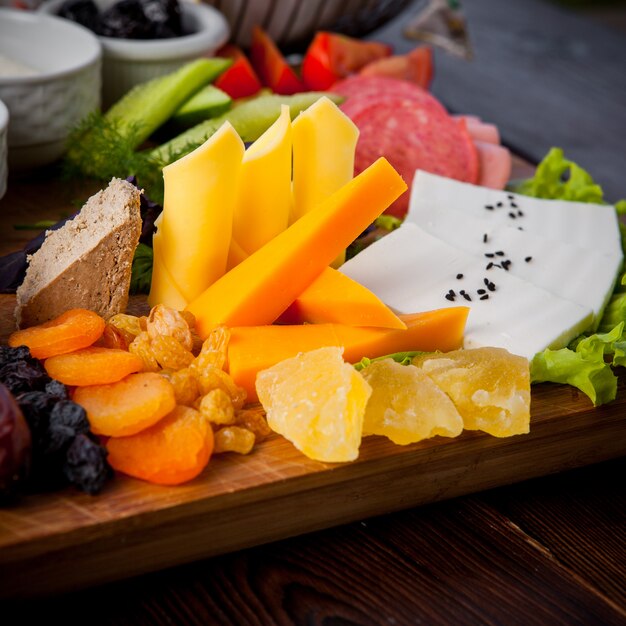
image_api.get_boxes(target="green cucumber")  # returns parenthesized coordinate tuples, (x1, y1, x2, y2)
(148, 92, 344, 164)
(171, 85, 232, 128)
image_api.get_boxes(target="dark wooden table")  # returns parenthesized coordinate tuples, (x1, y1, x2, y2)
(3, 1, 626, 623)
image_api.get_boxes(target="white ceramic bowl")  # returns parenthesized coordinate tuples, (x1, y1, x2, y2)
(0, 8, 101, 169)
(40, 0, 230, 107)
(0, 99, 8, 200)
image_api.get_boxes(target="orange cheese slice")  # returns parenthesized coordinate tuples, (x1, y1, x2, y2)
(278, 266, 406, 329)
(186, 157, 407, 338)
(228, 307, 470, 401)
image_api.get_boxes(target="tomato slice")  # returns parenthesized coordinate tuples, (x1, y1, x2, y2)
(250, 25, 305, 95)
(359, 46, 434, 90)
(302, 32, 392, 91)
(214, 44, 263, 99)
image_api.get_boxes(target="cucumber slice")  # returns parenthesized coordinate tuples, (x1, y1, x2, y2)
(171, 85, 232, 128)
(149, 92, 344, 164)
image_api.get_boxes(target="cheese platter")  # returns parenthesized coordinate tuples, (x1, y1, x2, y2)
(1, 28, 626, 600)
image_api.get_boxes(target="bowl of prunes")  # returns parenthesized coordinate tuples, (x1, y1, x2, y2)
(40, 0, 229, 107)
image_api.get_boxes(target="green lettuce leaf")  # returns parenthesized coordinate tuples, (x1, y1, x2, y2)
(512, 147, 605, 203)
(354, 350, 426, 371)
(530, 348, 616, 406)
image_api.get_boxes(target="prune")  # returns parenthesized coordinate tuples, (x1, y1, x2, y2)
(44, 379, 68, 400)
(0, 384, 31, 498)
(57, 0, 101, 32)
(98, 0, 149, 38)
(16, 391, 57, 447)
(0, 345, 38, 368)
(47, 401, 89, 455)
(0, 360, 50, 395)
(63, 434, 111, 495)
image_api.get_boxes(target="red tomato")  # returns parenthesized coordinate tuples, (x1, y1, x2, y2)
(302, 32, 392, 91)
(359, 46, 434, 90)
(214, 44, 263, 99)
(250, 26, 305, 95)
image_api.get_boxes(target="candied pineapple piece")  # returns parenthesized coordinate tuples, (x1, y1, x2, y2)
(413, 347, 530, 437)
(360, 359, 463, 445)
(256, 346, 372, 462)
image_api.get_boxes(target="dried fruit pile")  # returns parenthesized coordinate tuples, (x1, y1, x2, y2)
(5, 305, 270, 490)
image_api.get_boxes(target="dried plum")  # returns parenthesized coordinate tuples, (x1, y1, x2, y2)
(63, 434, 111, 495)
(57, 0, 101, 32)
(44, 379, 68, 400)
(0, 345, 36, 368)
(0, 360, 50, 395)
(47, 401, 90, 456)
(0, 384, 31, 498)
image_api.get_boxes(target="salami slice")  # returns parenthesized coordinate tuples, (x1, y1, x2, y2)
(344, 95, 478, 217)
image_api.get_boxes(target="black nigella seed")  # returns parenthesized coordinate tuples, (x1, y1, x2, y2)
(518, 226, 524, 231)
(462, 292, 472, 301)
(485, 252, 495, 258)
(483, 233, 488, 243)
(507, 194, 515, 200)
(495, 251, 505, 256)
(459, 289, 466, 295)
(477, 288, 486, 294)
(525, 256, 532, 262)
(484, 277, 490, 285)
(487, 281, 496, 292)
(496, 202, 504, 207)
(480, 294, 489, 300)
(445, 293, 455, 301)
(456, 273, 463, 279)
(486, 262, 494, 270)
(502, 260, 511, 270)
(510, 201, 518, 208)
(517, 210, 524, 216)
(508, 212, 517, 219)
(484, 204, 494, 210)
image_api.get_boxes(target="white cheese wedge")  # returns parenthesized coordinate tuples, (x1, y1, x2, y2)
(408, 171, 623, 262)
(406, 207, 621, 327)
(340, 224, 594, 359)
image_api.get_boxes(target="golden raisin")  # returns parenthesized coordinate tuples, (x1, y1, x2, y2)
(198, 388, 235, 425)
(193, 365, 247, 409)
(147, 304, 193, 351)
(161, 367, 200, 406)
(96, 323, 134, 350)
(235, 408, 272, 442)
(213, 426, 255, 455)
(150, 335, 194, 370)
(108, 313, 143, 338)
(129, 332, 160, 372)
(193, 325, 230, 371)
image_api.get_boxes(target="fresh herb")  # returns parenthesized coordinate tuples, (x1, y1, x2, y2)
(130, 243, 153, 295)
(374, 215, 402, 231)
(13, 220, 57, 231)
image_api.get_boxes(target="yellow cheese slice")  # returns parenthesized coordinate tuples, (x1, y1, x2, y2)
(232, 105, 292, 255)
(291, 96, 359, 223)
(157, 122, 245, 302)
(148, 231, 188, 310)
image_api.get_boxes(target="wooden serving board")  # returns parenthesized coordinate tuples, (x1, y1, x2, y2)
(1, 293, 626, 600)
(1, 160, 625, 599)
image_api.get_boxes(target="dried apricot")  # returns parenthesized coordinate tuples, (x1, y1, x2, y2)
(74, 372, 176, 437)
(44, 347, 143, 386)
(213, 426, 255, 455)
(106, 405, 214, 485)
(9, 309, 105, 360)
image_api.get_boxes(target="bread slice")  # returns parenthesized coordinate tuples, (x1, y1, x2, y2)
(16, 178, 142, 328)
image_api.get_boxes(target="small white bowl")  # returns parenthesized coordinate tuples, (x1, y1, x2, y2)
(40, 0, 230, 107)
(0, 8, 101, 169)
(0, 99, 8, 200)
